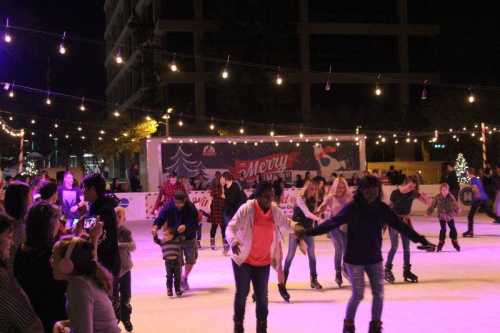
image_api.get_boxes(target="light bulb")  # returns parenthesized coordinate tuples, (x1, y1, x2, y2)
(8, 116, 13, 121)
(221, 69, 229, 79)
(467, 94, 475, 104)
(299, 133, 304, 138)
(58, 43, 66, 55)
(270, 130, 275, 136)
(4, 32, 12, 43)
(31, 119, 36, 124)
(45, 97, 52, 105)
(115, 52, 123, 64)
(375, 87, 382, 96)
(77, 126, 82, 132)
(99, 130, 106, 135)
(65, 134, 69, 139)
(54, 123, 59, 128)
(81, 136, 86, 140)
(178, 120, 183, 127)
(80, 104, 86, 111)
(8, 90, 14, 98)
(170, 62, 178, 72)
(325, 81, 331, 91)
(239, 127, 245, 134)
(276, 75, 283, 85)
(113, 111, 120, 117)
(209, 123, 215, 130)
(98, 137, 103, 141)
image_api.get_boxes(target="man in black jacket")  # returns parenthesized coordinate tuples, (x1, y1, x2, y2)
(222, 172, 246, 255)
(82, 174, 121, 314)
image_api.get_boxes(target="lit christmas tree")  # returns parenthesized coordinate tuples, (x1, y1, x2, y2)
(166, 146, 205, 178)
(455, 153, 470, 184)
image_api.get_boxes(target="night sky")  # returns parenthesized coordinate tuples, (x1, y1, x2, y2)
(0, 1, 499, 165)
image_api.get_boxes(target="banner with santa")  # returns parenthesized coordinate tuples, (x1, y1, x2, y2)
(161, 140, 361, 183)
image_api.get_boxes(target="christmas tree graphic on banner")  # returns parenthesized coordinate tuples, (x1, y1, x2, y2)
(166, 146, 207, 178)
(455, 153, 470, 184)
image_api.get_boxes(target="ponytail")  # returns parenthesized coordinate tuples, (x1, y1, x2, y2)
(90, 261, 113, 295)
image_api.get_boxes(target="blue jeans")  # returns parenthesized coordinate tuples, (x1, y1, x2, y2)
(284, 234, 317, 277)
(232, 261, 270, 322)
(386, 227, 410, 268)
(345, 262, 384, 321)
(330, 229, 346, 272)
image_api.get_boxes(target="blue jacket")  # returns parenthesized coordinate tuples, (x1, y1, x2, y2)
(153, 200, 199, 240)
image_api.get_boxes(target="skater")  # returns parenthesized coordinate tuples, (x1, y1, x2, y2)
(153, 226, 184, 297)
(209, 172, 225, 250)
(153, 172, 186, 214)
(385, 176, 430, 283)
(226, 181, 298, 333)
(222, 172, 247, 255)
(426, 184, 460, 252)
(463, 168, 500, 237)
(298, 175, 435, 333)
(115, 207, 136, 332)
(152, 191, 199, 291)
(318, 176, 353, 287)
(283, 180, 323, 290)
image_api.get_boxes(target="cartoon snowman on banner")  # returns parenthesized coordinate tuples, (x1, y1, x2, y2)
(313, 145, 347, 176)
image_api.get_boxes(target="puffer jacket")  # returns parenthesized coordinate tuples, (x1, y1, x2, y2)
(427, 193, 459, 221)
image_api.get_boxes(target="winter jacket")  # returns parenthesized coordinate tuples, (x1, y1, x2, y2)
(226, 199, 296, 268)
(89, 196, 121, 277)
(153, 200, 199, 240)
(427, 193, 459, 221)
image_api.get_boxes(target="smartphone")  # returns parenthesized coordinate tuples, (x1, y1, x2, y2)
(84, 217, 97, 230)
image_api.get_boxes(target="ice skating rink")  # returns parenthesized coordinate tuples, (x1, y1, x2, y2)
(126, 216, 500, 333)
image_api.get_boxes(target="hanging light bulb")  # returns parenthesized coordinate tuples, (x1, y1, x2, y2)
(8, 116, 13, 121)
(31, 119, 36, 124)
(99, 130, 106, 135)
(221, 55, 230, 79)
(65, 134, 69, 139)
(239, 127, 245, 134)
(421, 80, 429, 100)
(79, 97, 86, 111)
(45, 92, 52, 105)
(77, 126, 82, 132)
(113, 110, 120, 117)
(270, 130, 275, 137)
(209, 123, 215, 131)
(467, 93, 476, 104)
(169, 53, 179, 72)
(54, 123, 59, 128)
(374, 73, 382, 96)
(178, 119, 184, 127)
(3, 18, 12, 44)
(115, 49, 124, 64)
(145, 115, 152, 121)
(275, 67, 283, 86)
(58, 32, 67, 55)
(8, 85, 14, 98)
(325, 65, 333, 91)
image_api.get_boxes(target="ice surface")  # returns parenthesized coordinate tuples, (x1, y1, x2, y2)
(125, 216, 500, 332)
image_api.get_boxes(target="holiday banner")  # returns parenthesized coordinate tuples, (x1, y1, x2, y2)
(161, 141, 361, 182)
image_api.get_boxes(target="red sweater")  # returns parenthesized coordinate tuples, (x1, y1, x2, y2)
(245, 202, 274, 266)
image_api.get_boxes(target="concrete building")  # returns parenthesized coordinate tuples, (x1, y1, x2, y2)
(104, 0, 439, 134)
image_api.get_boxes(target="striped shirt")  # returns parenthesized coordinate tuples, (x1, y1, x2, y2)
(0, 266, 44, 333)
(154, 236, 182, 260)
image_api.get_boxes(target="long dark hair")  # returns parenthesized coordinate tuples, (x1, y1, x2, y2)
(25, 202, 58, 250)
(57, 237, 113, 294)
(4, 181, 31, 220)
(0, 214, 14, 267)
(354, 175, 384, 205)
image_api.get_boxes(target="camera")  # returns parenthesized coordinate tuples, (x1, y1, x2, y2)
(84, 217, 97, 230)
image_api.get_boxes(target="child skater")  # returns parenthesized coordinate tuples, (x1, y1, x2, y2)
(297, 175, 435, 333)
(427, 184, 460, 252)
(115, 207, 136, 332)
(153, 225, 185, 297)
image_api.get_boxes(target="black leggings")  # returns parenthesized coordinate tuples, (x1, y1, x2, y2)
(439, 219, 458, 241)
(210, 223, 226, 243)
